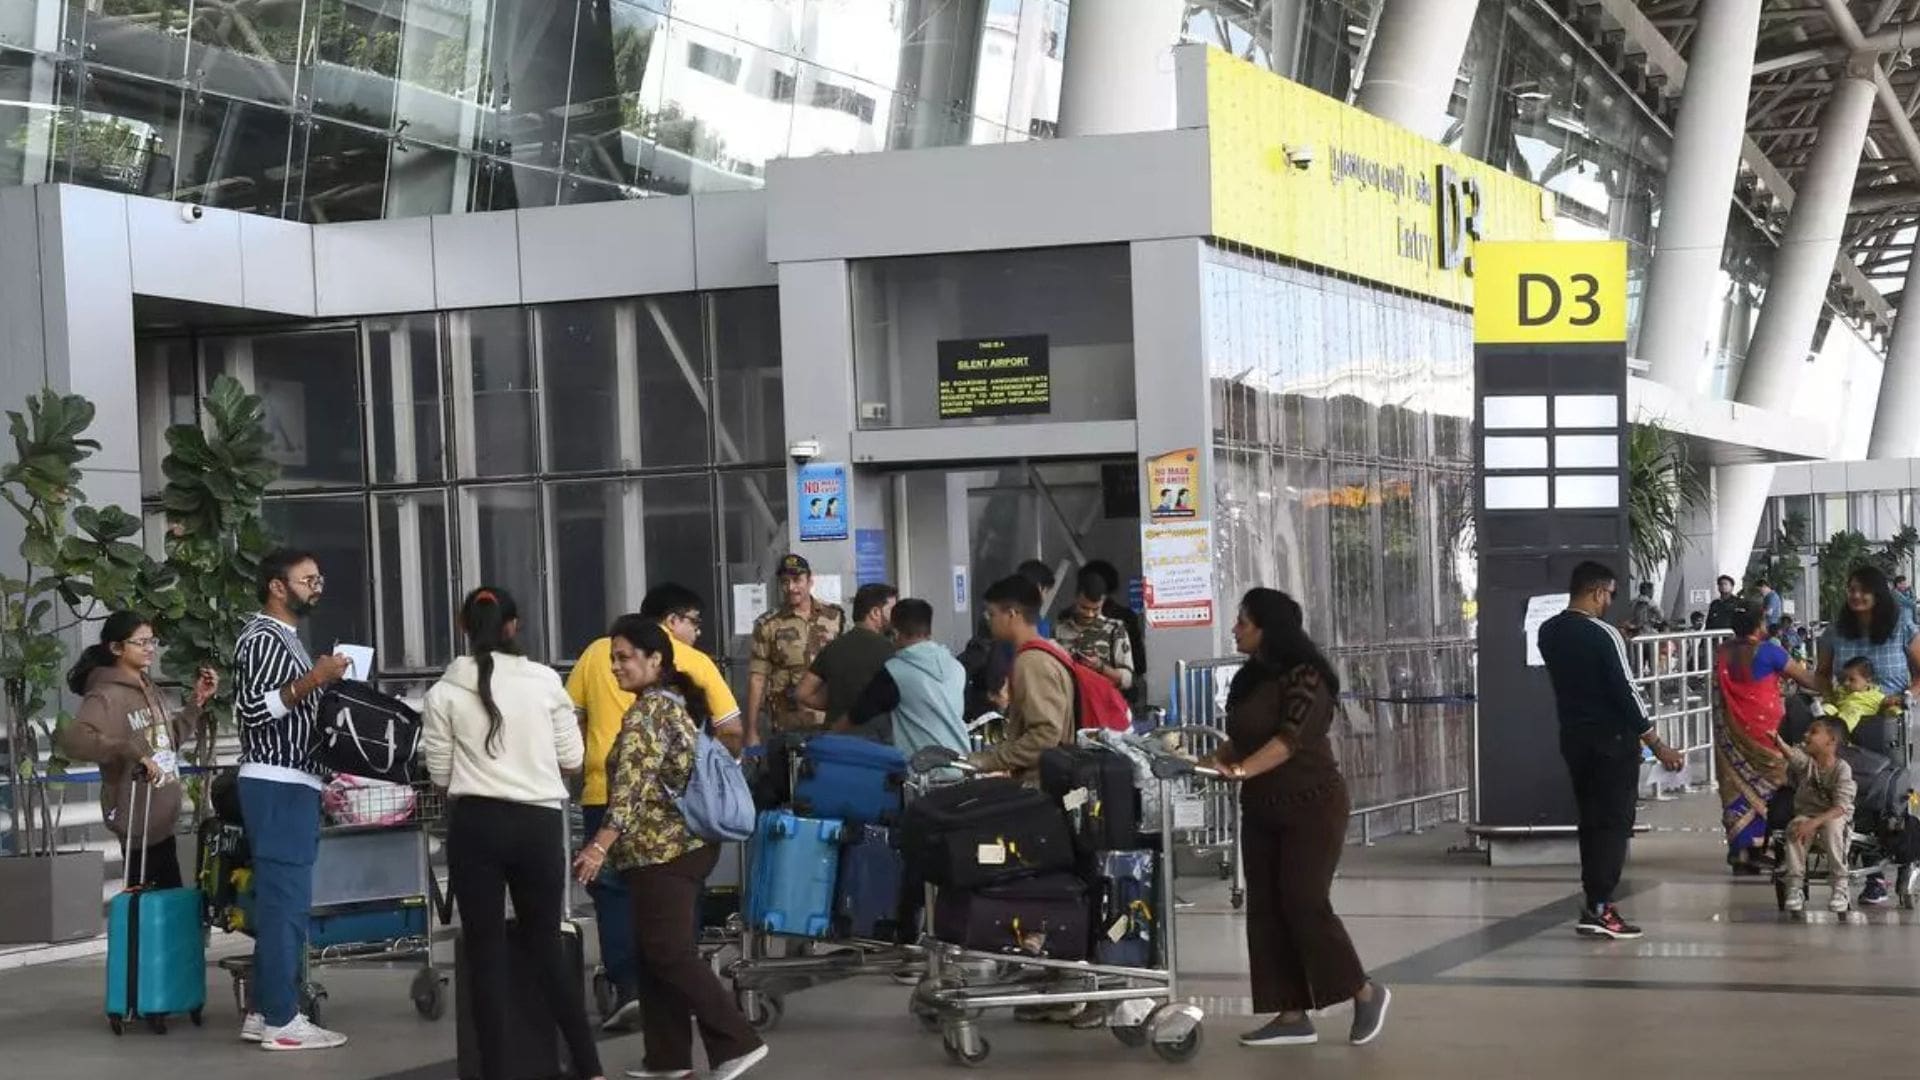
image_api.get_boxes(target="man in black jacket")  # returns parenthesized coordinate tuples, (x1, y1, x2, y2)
(1537, 561, 1685, 941)
(1704, 575, 1743, 631)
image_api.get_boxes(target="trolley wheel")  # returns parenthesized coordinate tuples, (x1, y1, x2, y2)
(147, 1015, 168, 1036)
(190, 1008, 204, 1027)
(592, 969, 616, 1020)
(1147, 1002, 1205, 1064)
(1151, 1025, 1201, 1064)
(109, 1016, 124, 1036)
(1111, 1023, 1149, 1048)
(302, 985, 328, 1026)
(737, 989, 783, 1032)
(942, 1024, 989, 1068)
(411, 968, 447, 1021)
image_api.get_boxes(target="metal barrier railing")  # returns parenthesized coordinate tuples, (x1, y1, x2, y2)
(1627, 629, 1728, 792)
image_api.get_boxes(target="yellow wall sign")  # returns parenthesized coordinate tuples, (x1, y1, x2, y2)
(1204, 49, 1554, 307)
(1472, 241, 1627, 344)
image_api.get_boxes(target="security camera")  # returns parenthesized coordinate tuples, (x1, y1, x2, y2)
(1285, 144, 1315, 170)
(180, 203, 205, 223)
(788, 438, 821, 465)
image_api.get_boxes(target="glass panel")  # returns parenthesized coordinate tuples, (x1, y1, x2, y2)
(647, 21, 789, 193)
(538, 295, 708, 473)
(709, 288, 784, 465)
(788, 58, 898, 159)
(550, 475, 717, 660)
(717, 468, 788, 665)
(261, 495, 373, 656)
(385, 140, 460, 218)
(205, 329, 366, 489)
(459, 484, 548, 659)
(478, 0, 582, 186)
(174, 93, 293, 216)
(374, 490, 452, 672)
(72, 0, 191, 83)
(1275, 454, 1334, 643)
(1328, 463, 1381, 647)
(392, 0, 492, 152)
(57, 68, 179, 197)
(0, 48, 58, 188)
(449, 308, 538, 478)
(468, 158, 560, 211)
(1432, 470, 1475, 638)
(303, 0, 403, 129)
(186, 0, 304, 107)
(852, 245, 1135, 428)
(365, 314, 446, 485)
(294, 117, 390, 222)
(136, 337, 196, 496)
(1380, 469, 1427, 641)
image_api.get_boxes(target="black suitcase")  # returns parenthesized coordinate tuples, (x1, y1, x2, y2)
(1039, 746, 1139, 856)
(455, 919, 584, 1080)
(899, 777, 1075, 889)
(933, 871, 1090, 959)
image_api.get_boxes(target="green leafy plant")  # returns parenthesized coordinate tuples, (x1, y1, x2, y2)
(1747, 509, 1809, 599)
(1626, 424, 1707, 578)
(1814, 526, 1916, 621)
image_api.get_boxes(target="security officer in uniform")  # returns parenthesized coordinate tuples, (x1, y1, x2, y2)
(1052, 565, 1136, 696)
(745, 554, 845, 746)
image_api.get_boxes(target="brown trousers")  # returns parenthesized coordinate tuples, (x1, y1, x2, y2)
(624, 846, 762, 1073)
(1240, 781, 1368, 1014)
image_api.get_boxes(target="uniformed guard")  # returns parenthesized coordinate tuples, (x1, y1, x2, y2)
(1051, 566, 1136, 695)
(745, 554, 845, 743)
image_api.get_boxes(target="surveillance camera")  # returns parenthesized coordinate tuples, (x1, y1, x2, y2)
(1285, 144, 1315, 170)
(788, 439, 822, 465)
(180, 203, 205, 223)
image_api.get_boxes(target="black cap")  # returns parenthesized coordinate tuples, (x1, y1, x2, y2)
(777, 553, 811, 578)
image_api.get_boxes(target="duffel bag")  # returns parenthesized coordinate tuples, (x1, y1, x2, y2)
(898, 777, 1075, 889)
(315, 680, 422, 784)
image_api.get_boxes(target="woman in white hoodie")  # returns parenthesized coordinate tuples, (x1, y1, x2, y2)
(421, 586, 603, 1080)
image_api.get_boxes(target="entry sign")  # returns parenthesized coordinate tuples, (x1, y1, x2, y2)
(1472, 241, 1630, 832)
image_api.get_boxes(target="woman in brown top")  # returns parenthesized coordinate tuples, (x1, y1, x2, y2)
(1213, 588, 1389, 1049)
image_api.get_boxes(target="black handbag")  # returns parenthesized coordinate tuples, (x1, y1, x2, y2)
(313, 680, 423, 784)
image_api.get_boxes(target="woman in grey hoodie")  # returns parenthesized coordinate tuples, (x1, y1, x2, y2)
(60, 611, 217, 889)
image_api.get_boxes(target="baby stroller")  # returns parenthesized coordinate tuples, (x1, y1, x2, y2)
(1770, 713, 1920, 911)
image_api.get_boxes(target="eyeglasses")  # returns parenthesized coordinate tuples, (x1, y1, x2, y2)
(291, 574, 326, 591)
(124, 637, 159, 650)
(674, 612, 703, 628)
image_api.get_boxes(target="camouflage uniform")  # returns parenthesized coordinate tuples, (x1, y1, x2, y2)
(1052, 610, 1137, 691)
(750, 598, 846, 733)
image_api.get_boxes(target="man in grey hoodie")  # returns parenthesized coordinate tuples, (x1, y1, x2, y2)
(846, 599, 970, 758)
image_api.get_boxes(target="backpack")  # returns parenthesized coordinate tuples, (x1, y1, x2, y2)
(670, 732, 756, 843)
(314, 680, 422, 784)
(1017, 639, 1132, 733)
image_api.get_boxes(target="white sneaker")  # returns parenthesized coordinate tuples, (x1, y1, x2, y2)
(239, 1012, 265, 1043)
(1829, 886, 1851, 914)
(259, 1014, 348, 1051)
(710, 1045, 769, 1080)
(1783, 882, 1805, 913)
(624, 1070, 692, 1079)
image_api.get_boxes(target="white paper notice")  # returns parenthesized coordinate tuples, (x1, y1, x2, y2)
(1142, 520, 1215, 628)
(814, 574, 844, 606)
(1523, 594, 1568, 667)
(335, 643, 375, 682)
(732, 584, 768, 636)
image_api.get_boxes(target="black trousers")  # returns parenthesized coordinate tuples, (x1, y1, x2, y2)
(448, 797, 601, 1080)
(122, 835, 182, 890)
(1560, 729, 1642, 910)
(1240, 781, 1368, 1014)
(625, 846, 762, 1073)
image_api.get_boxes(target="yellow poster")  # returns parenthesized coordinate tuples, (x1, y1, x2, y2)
(1145, 448, 1202, 522)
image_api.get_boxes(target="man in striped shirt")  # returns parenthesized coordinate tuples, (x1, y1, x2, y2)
(234, 548, 351, 1051)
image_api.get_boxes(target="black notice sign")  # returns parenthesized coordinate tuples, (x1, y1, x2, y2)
(937, 335, 1051, 419)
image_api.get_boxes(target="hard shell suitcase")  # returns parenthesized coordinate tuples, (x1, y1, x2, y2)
(899, 777, 1075, 889)
(746, 810, 843, 938)
(832, 824, 907, 941)
(1039, 746, 1140, 857)
(310, 901, 430, 949)
(1091, 850, 1156, 967)
(793, 734, 908, 825)
(455, 919, 584, 1080)
(106, 782, 206, 1034)
(933, 871, 1090, 959)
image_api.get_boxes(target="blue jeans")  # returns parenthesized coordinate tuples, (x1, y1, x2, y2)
(581, 804, 639, 996)
(238, 777, 321, 1027)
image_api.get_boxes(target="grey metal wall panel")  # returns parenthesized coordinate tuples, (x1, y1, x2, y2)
(692, 191, 776, 290)
(849, 421, 1137, 464)
(313, 217, 437, 316)
(431, 211, 521, 309)
(517, 199, 697, 304)
(765, 129, 1213, 263)
(777, 259, 858, 571)
(124, 198, 245, 308)
(239, 213, 318, 316)
(0, 187, 47, 393)
(42, 186, 139, 474)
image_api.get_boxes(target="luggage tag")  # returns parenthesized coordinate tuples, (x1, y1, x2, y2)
(1062, 787, 1090, 812)
(151, 749, 180, 782)
(977, 841, 1008, 866)
(1106, 915, 1129, 943)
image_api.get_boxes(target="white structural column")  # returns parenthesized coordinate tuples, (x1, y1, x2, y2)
(1352, 0, 1479, 137)
(1640, 0, 1764, 391)
(1735, 66, 1876, 413)
(1868, 243, 1920, 457)
(1055, 0, 1187, 137)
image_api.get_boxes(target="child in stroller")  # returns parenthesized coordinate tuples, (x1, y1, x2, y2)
(1768, 714, 1920, 912)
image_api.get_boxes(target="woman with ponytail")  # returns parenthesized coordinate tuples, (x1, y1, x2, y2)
(59, 611, 217, 889)
(421, 587, 603, 1080)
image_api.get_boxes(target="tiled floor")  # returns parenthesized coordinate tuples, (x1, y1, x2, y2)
(5, 792, 1915, 1079)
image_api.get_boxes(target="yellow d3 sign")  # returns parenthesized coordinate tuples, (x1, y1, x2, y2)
(1473, 241, 1627, 344)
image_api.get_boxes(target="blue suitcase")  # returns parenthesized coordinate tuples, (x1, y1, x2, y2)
(833, 824, 908, 941)
(746, 810, 842, 938)
(106, 885, 207, 1034)
(309, 901, 430, 948)
(1092, 850, 1156, 967)
(792, 735, 907, 826)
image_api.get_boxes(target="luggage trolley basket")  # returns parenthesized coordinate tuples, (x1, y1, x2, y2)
(726, 736, 924, 1031)
(207, 775, 452, 1026)
(904, 740, 1220, 1069)
(1153, 725, 1245, 911)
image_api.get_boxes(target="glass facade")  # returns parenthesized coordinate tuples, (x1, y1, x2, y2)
(0, 0, 1068, 220)
(136, 287, 789, 681)
(1207, 245, 1475, 826)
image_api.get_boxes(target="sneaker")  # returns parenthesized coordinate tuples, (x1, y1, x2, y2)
(239, 1012, 265, 1043)
(1349, 982, 1391, 1046)
(1861, 876, 1891, 906)
(1783, 888, 1806, 914)
(710, 1044, 769, 1080)
(1829, 885, 1852, 914)
(260, 1014, 348, 1052)
(601, 992, 642, 1033)
(1239, 1015, 1317, 1047)
(1574, 905, 1643, 940)
(624, 1069, 692, 1079)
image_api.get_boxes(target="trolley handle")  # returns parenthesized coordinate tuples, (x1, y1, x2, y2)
(1109, 731, 1229, 782)
(908, 746, 979, 776)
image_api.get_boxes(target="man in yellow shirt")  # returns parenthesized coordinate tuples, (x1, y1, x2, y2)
(568, 583, 742, 1030)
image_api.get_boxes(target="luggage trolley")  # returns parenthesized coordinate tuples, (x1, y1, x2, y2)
(905, 739, 1219, 1068)
(1155, 725, 1244, 911)
(208, 777, 450, 1025)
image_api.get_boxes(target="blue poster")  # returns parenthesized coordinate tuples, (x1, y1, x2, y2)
(796, 462, 849, 542)
(855, 529, 887, 585)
